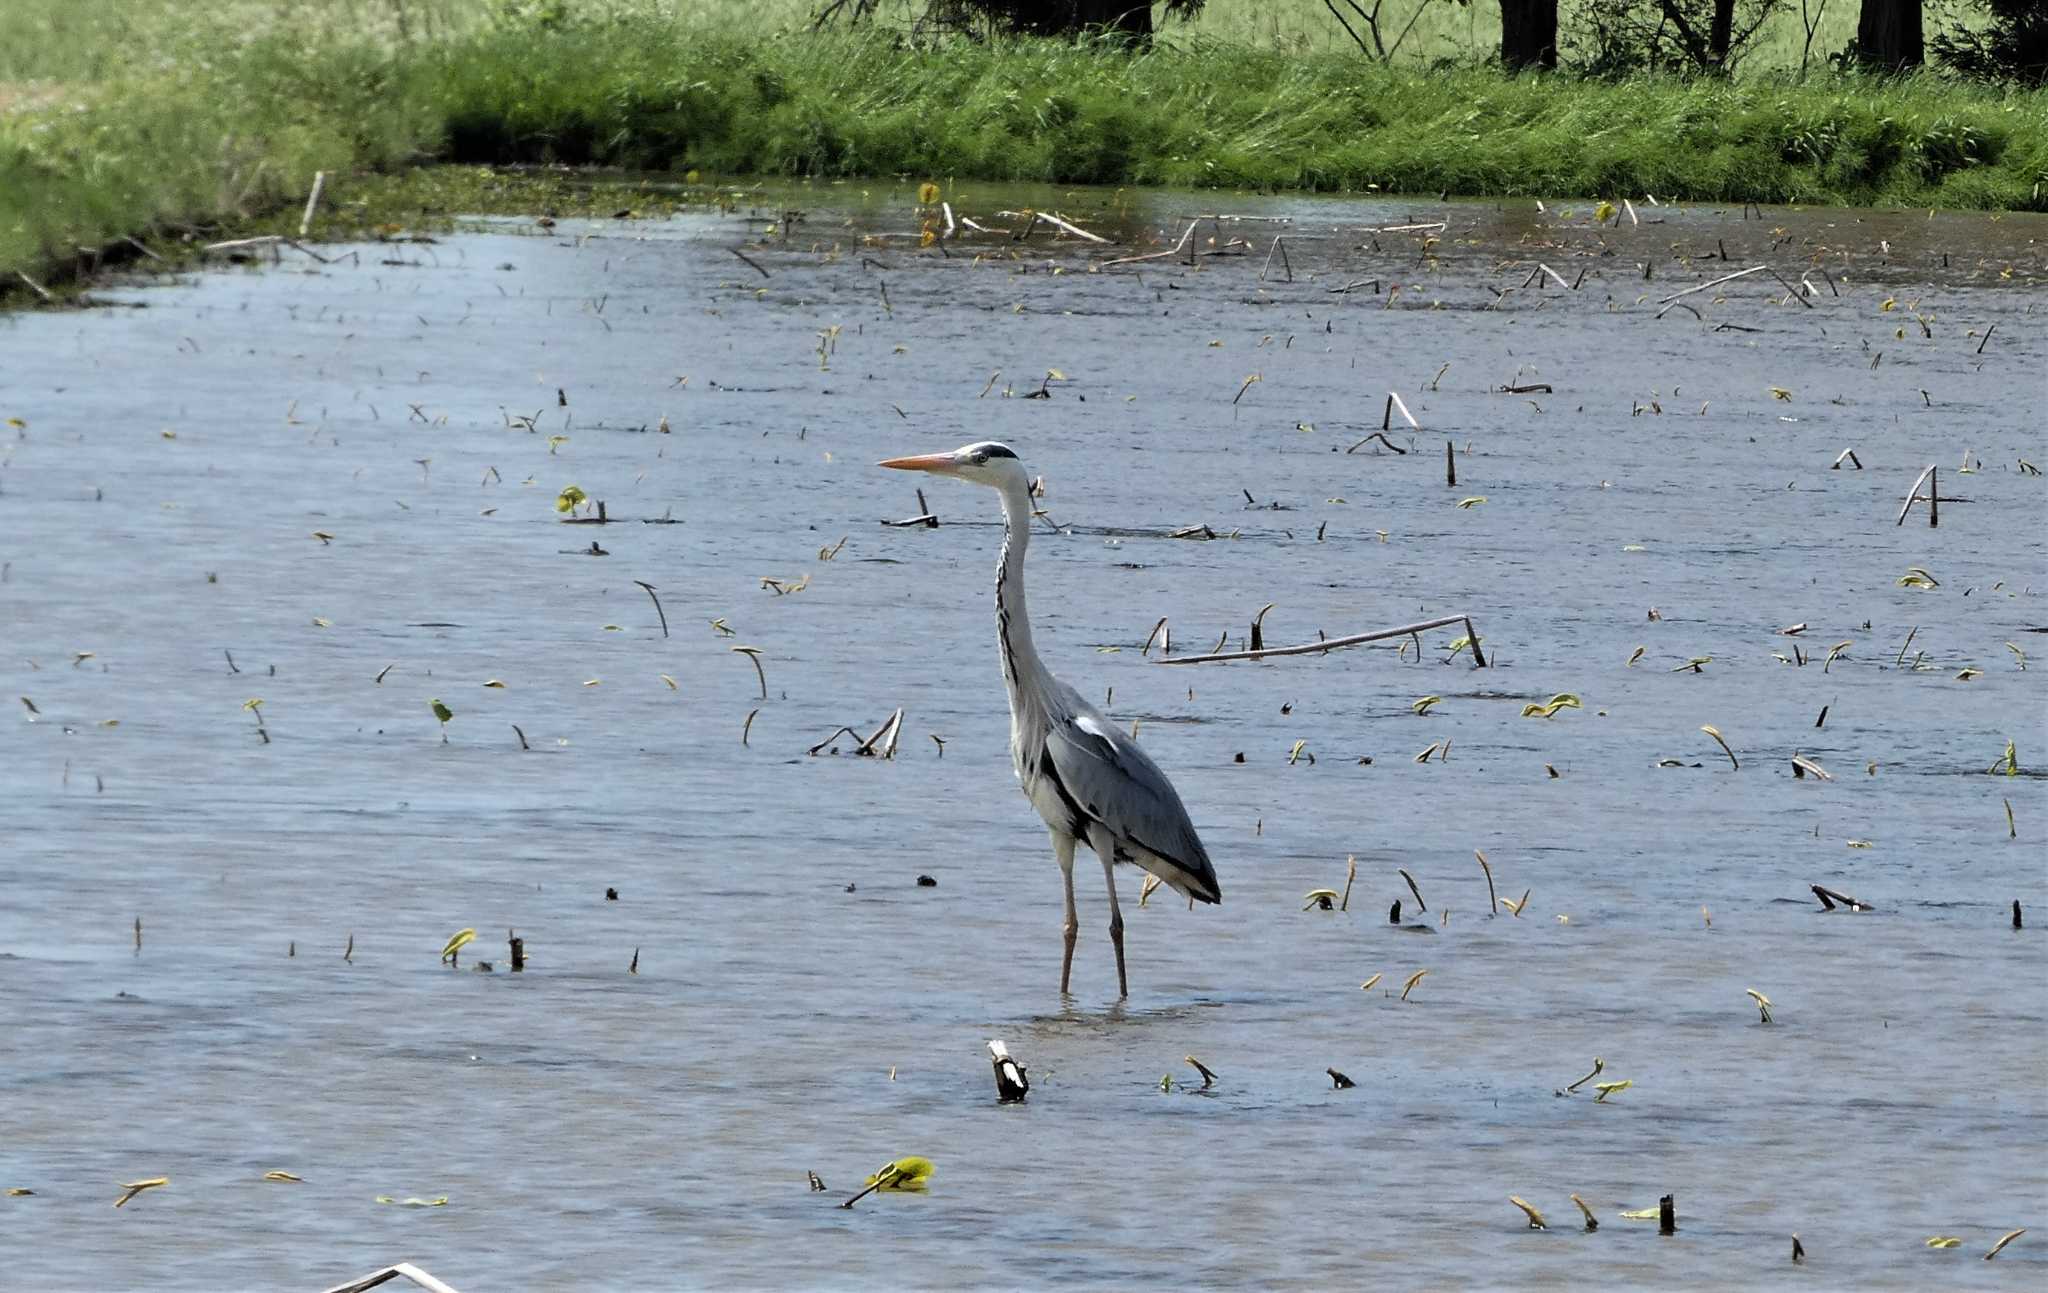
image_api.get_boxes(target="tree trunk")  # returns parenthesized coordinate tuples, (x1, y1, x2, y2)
(1500, 0, 1558, 70)
(1709, 0, 1735, 64)
(1857, 0, 1924, 70)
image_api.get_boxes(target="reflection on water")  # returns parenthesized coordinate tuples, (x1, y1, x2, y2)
(1, 185, 2044, 1289)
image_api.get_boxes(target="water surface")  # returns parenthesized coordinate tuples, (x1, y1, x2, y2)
(2, 183, 2044, 1289)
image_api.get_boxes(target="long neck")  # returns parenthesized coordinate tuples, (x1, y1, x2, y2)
(994, 478, 1050, 706)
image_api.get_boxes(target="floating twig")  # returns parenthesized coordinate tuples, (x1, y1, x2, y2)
(1476, 850, 1498, 916)
(1510, 1196, 1549, 1230)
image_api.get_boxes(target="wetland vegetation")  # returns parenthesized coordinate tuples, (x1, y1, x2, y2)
(2, 0, 2045, 301)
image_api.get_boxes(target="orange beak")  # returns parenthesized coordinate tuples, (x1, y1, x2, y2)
(878, 453, 961, 474)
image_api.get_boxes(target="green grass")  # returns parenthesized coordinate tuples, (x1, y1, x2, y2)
(2, 1, 2044, 297)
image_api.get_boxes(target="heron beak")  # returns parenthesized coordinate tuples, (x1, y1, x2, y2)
(878, 453, 961, 475)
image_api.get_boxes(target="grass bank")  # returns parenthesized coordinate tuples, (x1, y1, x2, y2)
(3, 5, 2044, 299)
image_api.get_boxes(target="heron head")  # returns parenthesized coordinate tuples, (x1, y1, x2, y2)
(878, 441, 1025, 488)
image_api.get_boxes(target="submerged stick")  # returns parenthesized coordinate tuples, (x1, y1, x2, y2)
(1155, 614, 1486, 666)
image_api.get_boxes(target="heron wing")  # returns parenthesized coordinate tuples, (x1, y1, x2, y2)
(1043, 708, 1220, 904)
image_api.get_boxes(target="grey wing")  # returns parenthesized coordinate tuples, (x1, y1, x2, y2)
(1043, 705, 1221, 904)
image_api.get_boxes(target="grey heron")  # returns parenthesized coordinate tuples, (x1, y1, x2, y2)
(880, 442, 1220, 997)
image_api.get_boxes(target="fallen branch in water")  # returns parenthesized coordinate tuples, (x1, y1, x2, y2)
(1154, 614, 1487, 667)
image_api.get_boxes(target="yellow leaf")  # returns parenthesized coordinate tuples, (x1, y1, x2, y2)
(1455, 496, 1488, 508)
(440, 928, 476, 960)
(865, 1156, 934, 1191)
(1769, 386, 1792, 401)
(660, 674, 678, 690)
(1411, 695, 1442, 715)
(263, 1171, 303, 1183)
(917, 182, 940, 205)
(482, 680, 506, 688)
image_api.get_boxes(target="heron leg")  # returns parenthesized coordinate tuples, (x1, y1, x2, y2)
(1053, 831, 1079, 995)
(1085, 825, 1128, 999)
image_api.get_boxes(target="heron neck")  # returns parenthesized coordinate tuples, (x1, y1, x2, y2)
(994, 479, 1047, 700)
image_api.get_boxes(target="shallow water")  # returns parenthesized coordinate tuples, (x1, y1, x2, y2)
(2, 182, 2045, 1290)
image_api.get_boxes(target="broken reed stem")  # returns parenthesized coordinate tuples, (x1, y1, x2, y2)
(1398, 868, 1426, 912)
(299, 170, 326, 238)
(1341, 855, 1356, 912)
(1477, 850, 1497, 916)
(1344, 432, 1405, 454)
(840, 1165, 901, 1209)
(633, 580, 669, 638)
(1185, 1055, 1218, 1088)
(1446, 439, 1456, 488)
(1387, 391, 1419, 430)
(732, 247, 770, 279)
(1259, 235, 1292, 283)
(1896, 465, 1937, 526)
(1658, 265, 1769, 304)
(731, 646, 768, 698)
(1101, 221, 1198, 268)
(1155, 614, 1485, 666)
